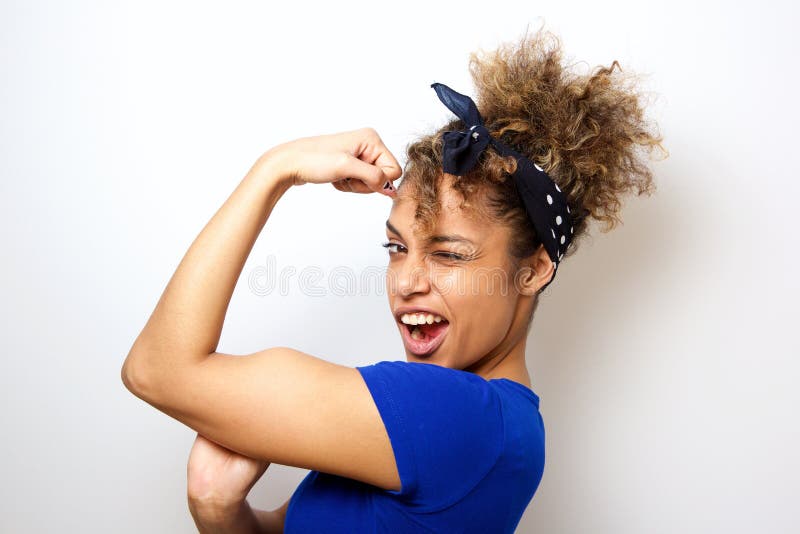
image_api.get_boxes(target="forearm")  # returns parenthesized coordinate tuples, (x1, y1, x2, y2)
(189, 499, 285, 534)
(252, 507, 286, 534)
(124, 149, 293, 377)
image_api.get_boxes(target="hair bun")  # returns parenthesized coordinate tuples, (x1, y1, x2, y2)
(400, 24, 667, 267)
(468, 25, 668, 237)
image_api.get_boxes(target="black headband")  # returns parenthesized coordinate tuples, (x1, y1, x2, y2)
(431, 82, 574, 290)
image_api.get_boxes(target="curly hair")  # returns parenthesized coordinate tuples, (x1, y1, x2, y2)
(398, 25, 668, 269)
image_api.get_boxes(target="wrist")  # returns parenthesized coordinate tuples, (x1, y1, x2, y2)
(188, 497, 248, 527)
(250, 145, 296, 192)
(189, 500, 255, 534)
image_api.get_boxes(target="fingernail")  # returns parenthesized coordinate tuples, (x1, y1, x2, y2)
(382, 181, 397, 197)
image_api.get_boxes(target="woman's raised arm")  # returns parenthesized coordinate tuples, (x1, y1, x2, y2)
(122, 127, 399, 382)
(120, 128, 405, 495)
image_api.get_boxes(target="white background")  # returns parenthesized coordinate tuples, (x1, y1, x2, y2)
(1, 1, 798, 532)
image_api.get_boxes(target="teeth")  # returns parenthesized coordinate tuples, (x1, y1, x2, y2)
(410, 326, 422, 340)
(401, 312, 445, 325)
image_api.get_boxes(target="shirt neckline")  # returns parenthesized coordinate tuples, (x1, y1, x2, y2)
(489, 377, 540, 405)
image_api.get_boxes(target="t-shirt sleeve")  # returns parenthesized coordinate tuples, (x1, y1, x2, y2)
(355, 360, 504, 511)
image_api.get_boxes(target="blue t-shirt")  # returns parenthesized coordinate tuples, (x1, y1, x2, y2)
(284, 360, 546, 533)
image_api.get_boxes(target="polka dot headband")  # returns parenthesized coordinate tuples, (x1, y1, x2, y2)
(431, 82, 574, 290)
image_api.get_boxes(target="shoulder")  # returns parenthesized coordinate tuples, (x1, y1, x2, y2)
(356, 361, 503, 434)
(357, 360, 496, 396)
(356, 360, 505, 511)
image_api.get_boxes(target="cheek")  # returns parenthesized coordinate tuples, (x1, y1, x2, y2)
(436, 264, 513, 300)
(446, 273, 515, 345)
(475, 268, 513, 297)
(429, 264, 468, 295)
(468, 294, 513, 336)
(446, 297, 512, 366)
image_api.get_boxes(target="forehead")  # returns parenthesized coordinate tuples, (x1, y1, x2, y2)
(387, 181, 504, 243)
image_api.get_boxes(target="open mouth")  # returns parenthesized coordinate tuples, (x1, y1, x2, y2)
(397, 312, 450, 356)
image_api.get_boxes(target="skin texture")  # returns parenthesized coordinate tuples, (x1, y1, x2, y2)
(121, 128, 552, 530)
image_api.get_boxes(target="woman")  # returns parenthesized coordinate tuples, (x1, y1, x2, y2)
(122, 28, 665, 532)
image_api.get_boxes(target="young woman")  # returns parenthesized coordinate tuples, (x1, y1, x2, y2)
(122, 28, 665, 533)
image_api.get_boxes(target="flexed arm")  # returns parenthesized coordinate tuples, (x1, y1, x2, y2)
(120, 129, 406, 501)
(122, 127, 400, 384)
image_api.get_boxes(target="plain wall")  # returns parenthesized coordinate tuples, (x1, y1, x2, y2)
(1, 1, 798, 532)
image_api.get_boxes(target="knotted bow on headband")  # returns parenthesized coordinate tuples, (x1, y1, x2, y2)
(431, 82, 574, 289)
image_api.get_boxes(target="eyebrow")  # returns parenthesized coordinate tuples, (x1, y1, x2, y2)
(428, 234, 475, 245)
(385, 219, 404, 240)
(385, 219, 475, 246)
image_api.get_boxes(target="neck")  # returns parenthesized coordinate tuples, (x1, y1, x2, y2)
(466, 336, 531, 388)
(463, 293, 535, 388)
(462, 315, 532, 388)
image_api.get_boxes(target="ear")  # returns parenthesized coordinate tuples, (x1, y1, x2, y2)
(514, 245, 554, 296)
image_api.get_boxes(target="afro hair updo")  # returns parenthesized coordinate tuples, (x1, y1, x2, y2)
(397, 24, 668, 268)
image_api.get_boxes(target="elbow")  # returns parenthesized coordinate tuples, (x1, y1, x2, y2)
(121, 335, 161, 396)
(121, 351, 151, 398)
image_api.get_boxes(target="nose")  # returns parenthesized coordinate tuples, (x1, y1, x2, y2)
(390, 252, 431, 298)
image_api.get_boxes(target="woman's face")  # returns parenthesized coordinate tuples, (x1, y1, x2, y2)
(384, 177, 536, 370)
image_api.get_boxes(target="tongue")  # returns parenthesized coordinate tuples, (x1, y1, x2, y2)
(417, 321, 448, 339)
